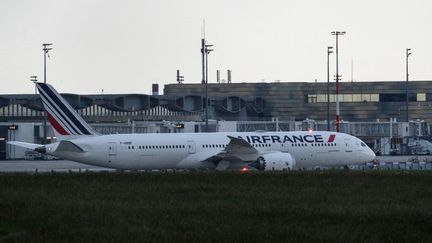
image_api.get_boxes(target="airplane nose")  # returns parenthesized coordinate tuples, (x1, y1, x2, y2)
(367, 149, 376, 162)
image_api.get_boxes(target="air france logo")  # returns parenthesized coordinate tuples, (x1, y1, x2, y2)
(327, 134, 336, 143)
(239, 134, 336, 144)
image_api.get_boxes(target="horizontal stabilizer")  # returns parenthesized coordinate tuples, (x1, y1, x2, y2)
(7, 141, 42, 150)
(56, 140, 86, 153)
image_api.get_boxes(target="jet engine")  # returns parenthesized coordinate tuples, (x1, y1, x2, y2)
(249, 152, 296, 171)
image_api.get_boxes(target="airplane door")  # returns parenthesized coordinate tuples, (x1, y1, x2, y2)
(187, 141, 196, 154)
(281, 142, 289, 153)
(107, 142, 117, 163)
(344, 138, 352, 152)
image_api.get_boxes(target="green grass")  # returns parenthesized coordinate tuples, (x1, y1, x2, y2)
(1, 171, 432, 243)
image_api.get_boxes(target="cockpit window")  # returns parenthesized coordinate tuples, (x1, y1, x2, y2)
(361, 142, 366, 147)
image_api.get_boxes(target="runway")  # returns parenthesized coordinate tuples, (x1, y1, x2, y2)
(1, 156, 432, 173)
(0, 160, 113, 173)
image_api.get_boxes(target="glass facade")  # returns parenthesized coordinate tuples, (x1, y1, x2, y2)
(307, 93, 426, 103)
(308, 94, 379, 103)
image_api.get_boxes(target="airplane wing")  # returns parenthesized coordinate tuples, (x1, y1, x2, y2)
(224, 136, 257, 154)
(217, 136, 260, 163)
(178, 136, 260, 170)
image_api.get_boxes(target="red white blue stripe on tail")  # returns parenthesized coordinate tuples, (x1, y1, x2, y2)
(37, 83, 96, 137)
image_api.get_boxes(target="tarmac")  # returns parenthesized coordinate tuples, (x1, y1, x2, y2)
(1, 156, 432, 173)
(0, 160, 113, 173)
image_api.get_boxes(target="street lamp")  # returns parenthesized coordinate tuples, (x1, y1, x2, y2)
(30, 76, 38, 94)
(43, 43, 52, 84)
(204, 43, 214, 133)
(331, 31, 346, 132)
(327, 46, 333, 131)
(405, 48, 412, 122)
(42, 43, 52, 144)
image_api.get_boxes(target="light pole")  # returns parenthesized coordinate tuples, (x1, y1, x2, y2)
(405, 48, 412, 122)
(43, 43, 52, 84)
(331, 31, 345, 132)
(327, 46, 333, 131)
(30, 76, 38, 94)
(42, 43, 52, 144)
(201, 39, 206, 132)
(204, 43, 214, 132)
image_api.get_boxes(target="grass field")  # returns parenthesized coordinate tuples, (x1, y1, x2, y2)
(1, 171, 432, 243)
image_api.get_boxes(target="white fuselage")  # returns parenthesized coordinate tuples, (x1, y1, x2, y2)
(45, 131, 375, 170)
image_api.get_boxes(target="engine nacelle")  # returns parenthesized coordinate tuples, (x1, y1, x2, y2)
(249, 152, 296, 171)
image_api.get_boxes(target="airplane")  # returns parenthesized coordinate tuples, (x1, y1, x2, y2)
(8, 82, 376, 171)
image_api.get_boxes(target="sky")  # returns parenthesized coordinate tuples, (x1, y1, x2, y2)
(1, 0, 431, 94)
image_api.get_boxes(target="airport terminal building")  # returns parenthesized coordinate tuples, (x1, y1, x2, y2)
(2, 80, 432, 123)
(2, 80, 432, 159)
(164, 80, 432, 122)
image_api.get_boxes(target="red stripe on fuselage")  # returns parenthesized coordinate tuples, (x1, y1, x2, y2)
(328, 134, 336, 143)
(47, 112, 70, 135)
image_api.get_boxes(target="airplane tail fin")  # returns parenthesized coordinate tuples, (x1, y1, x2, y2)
(36, 82, 97, 140)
